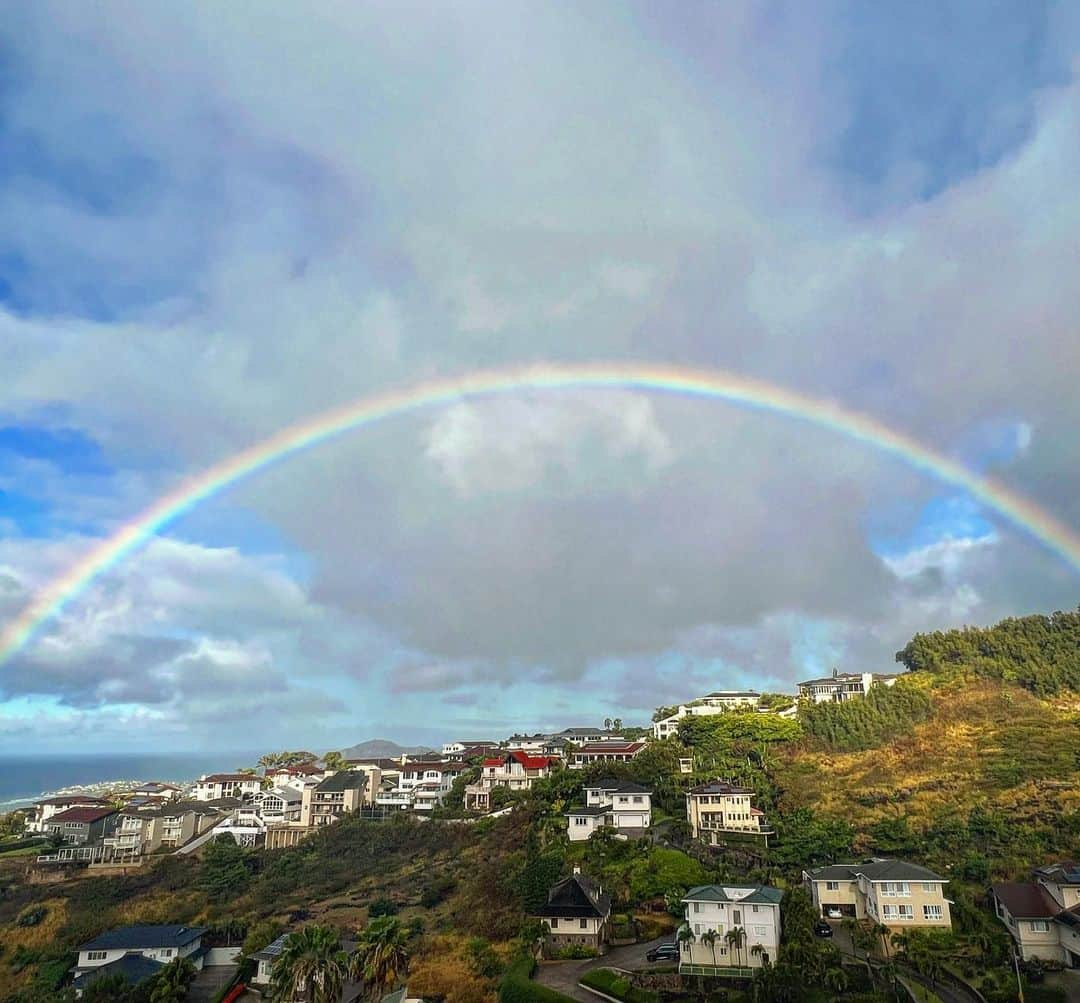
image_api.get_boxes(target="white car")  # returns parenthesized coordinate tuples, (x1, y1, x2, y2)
(826, 909, 843, 919)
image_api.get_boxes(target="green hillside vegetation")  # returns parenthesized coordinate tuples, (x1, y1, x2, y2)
(798, 676, 935, 751)
(896, 607, 1080, 695)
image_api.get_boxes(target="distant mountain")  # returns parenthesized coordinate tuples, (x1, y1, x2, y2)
(339, 738, 435, 760)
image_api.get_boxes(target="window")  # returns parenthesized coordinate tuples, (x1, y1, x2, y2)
(922, 882, 937, 894)
(826, 881, 839, 891)
(733, 910, 741, 924)
(752, 905, 759, 913)
(881, 882, 910, 897)
(579, 919, 588, 930)
(753, 925, 768, 936)
(693, 903, 700, 913)
(550, 919, 558, 929)
(1030, 921, 1050, 933)
(882, 905, 914, 920)
(162, 949, 174, 958)
(633, 796, 643, 804)
(87, 951, 108, 961)
(923, 905, 943, 921)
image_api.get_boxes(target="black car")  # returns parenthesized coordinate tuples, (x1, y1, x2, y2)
(813, 920, 833, 938)
(646, 942, 680, 962)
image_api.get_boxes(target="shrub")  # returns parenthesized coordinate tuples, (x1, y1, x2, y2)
(550, 944, 598, 959)
(368, 896, 398, 917)
(15, 906, 47, 927)
(581, 969, 660, 1003)
(499, 955, 578, 1003)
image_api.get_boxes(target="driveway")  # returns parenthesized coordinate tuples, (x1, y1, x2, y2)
(535, 937, 672, 1002)
(186, 965, 238, 1002)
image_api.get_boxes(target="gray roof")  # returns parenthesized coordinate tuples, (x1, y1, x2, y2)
(584, 779, 651, 794)
(565, 804, 611, 817)
(798, 672, 899, 687)
(703, 691, 761, 698)
(254, 933, 290, 961)
(534, 873, 612, 920)
(806, 858, 946, 884)
(72, 953, 164, 990)
(80, 924, 206, 952)
(1034, 861, 1080, 885)
(689, 781, 753, 795)
(315, 770, 368, 793)
(684, 884, 783, 905)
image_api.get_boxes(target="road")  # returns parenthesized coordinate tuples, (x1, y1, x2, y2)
(185, 965, 238, 1002)
(535, 937, 674, 1002)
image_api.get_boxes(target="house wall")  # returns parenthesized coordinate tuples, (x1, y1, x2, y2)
(863, 879, 952, 929)
(1039, 880, 1080, 910)
(682, 899, 780, 969)
(545, 914, 608, 953)
(567, 816, 603, 842)
(77, 938, 204, 972)
(808, 879, 864, 919)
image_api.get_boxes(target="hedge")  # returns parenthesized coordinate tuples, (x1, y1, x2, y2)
(580, 968, 659, 1003)
(498, 956, 578, 1003)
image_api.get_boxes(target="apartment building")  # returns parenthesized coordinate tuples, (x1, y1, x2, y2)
(804, 859, 952, 930)
(464, 750, 558, 812)
(796, 669, 899, 703)
(992, 861, 1080, 967)
(565, 780, 652, 841)
(686, 782, 772, 846)
(680, 884, 783, 974)
(653, 692, 762, 739)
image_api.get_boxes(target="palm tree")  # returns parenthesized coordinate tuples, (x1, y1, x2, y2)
(824, 965, 850, 994)
(350, 916, 410, 998)
(725, 926, 747, 970)
(871, 922, 893, 959)
(270, 925, 347, 1003)
(677, 924, 696, 959)
(612, 718, 623, 732)
(701, 930, 719, 968)
(150, 957, 198, 1003)
(604, 717, 613, 731)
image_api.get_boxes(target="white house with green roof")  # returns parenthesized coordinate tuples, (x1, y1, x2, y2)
(679, 884, 782, 976)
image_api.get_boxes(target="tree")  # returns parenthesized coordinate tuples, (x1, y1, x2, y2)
(612, 718, 623, 732)
(200, 834, 251, 901)
(677, 924, 696, 959)
(270, 926, 347, 1003)
(80, 974, 133, 1002)
(243, 919, 285, 956)
(350, 916, 410, 998)
(604, 717, 613, 731)
(725, 926, 747, 969)
(823, 966, 849, 994)
(149, 957, 198, 1003)
(323, 751, 346, 771)
(701, 929, 719, 967)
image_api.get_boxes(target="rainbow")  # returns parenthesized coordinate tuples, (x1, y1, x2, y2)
(3, 361, 1078, 665)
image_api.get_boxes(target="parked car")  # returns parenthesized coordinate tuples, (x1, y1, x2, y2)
(646, 942, 681, 962)
(826, 908, 843, 919)
(813, 920, 833, 938)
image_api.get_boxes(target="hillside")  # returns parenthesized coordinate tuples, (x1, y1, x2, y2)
(340, 738, 435, 759)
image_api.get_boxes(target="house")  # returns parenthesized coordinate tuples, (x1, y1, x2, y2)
(505, 733, 558, 755)
(568, 741, 646, 769)
(375, 761, 468, 811)
(534, 869, 611, 957)
(441, 740, 498, 759)
(46, 806, 118, 846)
(243, 786, 303, 824)
(796, 669, 899, 704)
(679, 884, 783, 974)
(267, 764, 325, 789)
(804, 859, 952, 930)
(300, 771, 368, 826)
(127, 782, 181, 802)
(27, 795, 112, 834)
(464, 750, 559, 812)
(103, 802, 226, 859)
(72, 953, 166, 998)
(548, 728, 627, 745)
(251, 933, 289, 988)
(991, 861, 1080, 967)
(565, 780, 652, 841)
(653, 692, 762, 740)
(686, 782, 772, 846)
(193, 773, 264, 801)
(73, 924, 206, 995)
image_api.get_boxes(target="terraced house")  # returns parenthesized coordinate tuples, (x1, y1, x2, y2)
(680, 884, 782, 976)
(804, 859, 952, 930)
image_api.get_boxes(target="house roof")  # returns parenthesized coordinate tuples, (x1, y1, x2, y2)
(992, 883, 1058, 919)
(201, 773, 260, 783)
(254, 933, 290, 961)
(79, 924, 206, 952)
(260, 786, 302, 804)
(797, 672, 899, 687)
(689, 781, 753, 796)
(35, 794, 111, 807)
(344, 757, 405, 770)
(133, 782, 181, 792)
(72, 953, 164, 991)
(702, 691, 762, 699)
(48, 806, 116, 824)
(584, 779, 651, 794)
(565, 804, 611, 817)
(315, 770, 368, 793)
(1055, 904, 1080, 930)
(534, 873, 611, 919)
(381, 990, 408, 1003)
(270, 763, 323, 776)
(574, 741, 645, 755)
(1034, 861, 1080, 885)
(684, 884, 783, 905)
(482, 750, 557, 770)
(806, 858, 947, 884)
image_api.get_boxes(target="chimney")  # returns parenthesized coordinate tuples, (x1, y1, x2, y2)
(572, 864, 581, 876)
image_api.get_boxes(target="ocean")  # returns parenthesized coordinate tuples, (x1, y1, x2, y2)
(0, 753, 264, 811)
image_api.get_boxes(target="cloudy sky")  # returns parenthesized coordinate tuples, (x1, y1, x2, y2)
(1, 1, 1078, 755)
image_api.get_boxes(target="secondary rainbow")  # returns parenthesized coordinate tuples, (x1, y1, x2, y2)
(3, 361, 1078, 666)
